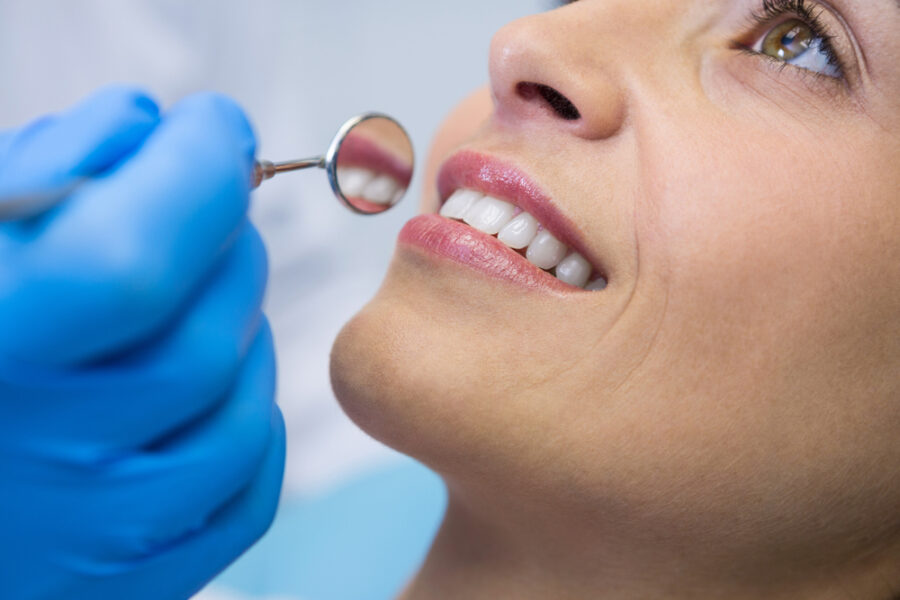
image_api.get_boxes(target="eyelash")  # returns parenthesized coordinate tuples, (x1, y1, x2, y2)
(551, 0, 845, 79)
(745, 0, 844, 79)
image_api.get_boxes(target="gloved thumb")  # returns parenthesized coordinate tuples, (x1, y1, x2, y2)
(0, 85, 160, 220)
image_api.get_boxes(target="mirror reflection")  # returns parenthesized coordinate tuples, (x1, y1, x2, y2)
(334, 116, 414, 215)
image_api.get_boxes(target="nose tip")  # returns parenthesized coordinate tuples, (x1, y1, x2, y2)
(489, 14, 626, 141)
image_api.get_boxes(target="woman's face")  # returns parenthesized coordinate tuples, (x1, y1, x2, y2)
(332, 0, 900, 581)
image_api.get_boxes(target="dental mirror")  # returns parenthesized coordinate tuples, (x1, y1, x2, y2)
(254, 113, 414, 215)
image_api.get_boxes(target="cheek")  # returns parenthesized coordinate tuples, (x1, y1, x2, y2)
(419, 87, 494, 213)
(582, 117, 900, 541)
(641, 112, 900, 409)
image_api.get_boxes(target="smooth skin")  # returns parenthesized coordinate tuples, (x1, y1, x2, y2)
(331, 0, 900, 598)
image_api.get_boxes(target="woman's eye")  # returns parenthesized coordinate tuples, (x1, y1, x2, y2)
(751, 18, 841, 78)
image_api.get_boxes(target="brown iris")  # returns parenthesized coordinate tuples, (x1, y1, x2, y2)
(762, 19, 814, 60)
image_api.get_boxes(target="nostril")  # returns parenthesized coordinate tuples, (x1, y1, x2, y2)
(516, 82, 581, 121)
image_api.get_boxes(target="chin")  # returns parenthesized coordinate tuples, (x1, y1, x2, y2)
(329, 244, 581, 481)
(329, 253, 472, 470)
(330, 250, 646, 518)
(329, 295, 422, 457)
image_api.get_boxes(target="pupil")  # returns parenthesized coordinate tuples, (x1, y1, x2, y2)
(778, 23, 811, 59)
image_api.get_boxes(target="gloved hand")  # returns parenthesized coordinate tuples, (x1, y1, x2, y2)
(0, 86, 286, 600)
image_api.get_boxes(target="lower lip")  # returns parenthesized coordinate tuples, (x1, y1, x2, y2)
(345, 195, 389, 213)
(398, 214, 578, 293)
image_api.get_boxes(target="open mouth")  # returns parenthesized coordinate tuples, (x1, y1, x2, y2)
(433, 151, 608, 292)
(439, 189, 607, 291)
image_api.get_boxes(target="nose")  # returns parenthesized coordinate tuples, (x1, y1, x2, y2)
(488, 11, 627, 141)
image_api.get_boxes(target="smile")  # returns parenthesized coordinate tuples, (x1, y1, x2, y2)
(336, 133, 413, 210)
(439, 188, 607, 291)
(398, 151, 608, 293)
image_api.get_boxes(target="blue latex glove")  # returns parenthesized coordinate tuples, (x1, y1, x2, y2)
(0, 87, 286, 600)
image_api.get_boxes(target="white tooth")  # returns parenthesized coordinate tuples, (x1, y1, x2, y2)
(391, 188, 406, 206)
(440, 189, 483, 219)
(555, 252, 591, 288)
(361, 175, 400, 205)
(497, 212, 539, 249)
(462, 196, 516, 235)
(337, 167, 375, 198)
(526, 230, 567, 270)
(585, 277, 608, 291)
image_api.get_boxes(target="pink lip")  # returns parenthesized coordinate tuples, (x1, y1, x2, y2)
(436, 151, 599, 275)
(339, 133, 413, 188)
(395, 150, 606, 291)
(397, 151, 603, 293)
(399, 214, 577, 293)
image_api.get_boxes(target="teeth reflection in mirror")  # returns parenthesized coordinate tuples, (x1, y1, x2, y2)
(585, 277, 608, 291)
(525, 230, 567, 270)
(337, 167, 375, 197)
(555, 252, 591, 288)
(391, 188, 405, 205)
(497, 212, 539, 249)
(362, 174, 400, 204)
(463, 196, 516, 235)
(440, 189, 483, 219)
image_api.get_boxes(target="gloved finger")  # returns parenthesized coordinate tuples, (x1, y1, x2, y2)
(98, 320, 278, 555)
(0, 223, 268, 452)
(0, 85, 160, 220)
(36, 408, 286, 600)
(2, 92, 257, 366)
(0, 129, 17, 161)
(156, 406, 285, 599)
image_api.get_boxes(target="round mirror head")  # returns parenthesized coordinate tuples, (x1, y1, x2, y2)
(326, 114, 414, 215)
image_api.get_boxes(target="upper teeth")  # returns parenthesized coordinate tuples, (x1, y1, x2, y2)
(337, 167, 404, 205)
(439, 189, 607, 291)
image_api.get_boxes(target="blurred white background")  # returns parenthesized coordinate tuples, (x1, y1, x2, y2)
(0, 2, 546, 598)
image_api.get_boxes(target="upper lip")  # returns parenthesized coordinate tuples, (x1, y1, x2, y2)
(436, 150, 605, 278)
(339, 133, 413, 187)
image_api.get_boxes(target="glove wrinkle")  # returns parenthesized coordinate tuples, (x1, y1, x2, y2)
(0, 88, 283, 600)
